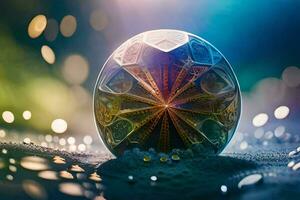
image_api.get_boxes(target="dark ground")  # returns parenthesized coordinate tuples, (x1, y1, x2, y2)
(0, 142, 299, 200)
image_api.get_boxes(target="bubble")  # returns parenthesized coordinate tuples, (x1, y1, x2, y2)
(94, 29, 241, 155)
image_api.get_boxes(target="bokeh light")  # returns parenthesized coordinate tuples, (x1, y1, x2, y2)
(51, 119, 68, 134)
(28, 15, 47, 39)
(41, 45, 55, 64)
(274, 106, 290, 119)
(282, 66, 300, 87)
(60, 15, 77, 37)
(0, 130, 6, 138)
(89, 9, 108, 31)
(23, 110, 32, 120)
(252, 113, 268, 127)
(2, 111, 15, 123)
(62, 55, 89, 85)
(44, 18, 59, 42)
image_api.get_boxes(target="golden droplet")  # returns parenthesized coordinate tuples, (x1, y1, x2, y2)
(70, 165, 85, 172)
(171, 154, 180, 161)
(60, 171, 74, 179)
(89, 172, 102, 182)
(28, 15, 47, 38)
(159, 156, 168, 163)
(53, 156, 66, 164)
(143, 155, 151, 162)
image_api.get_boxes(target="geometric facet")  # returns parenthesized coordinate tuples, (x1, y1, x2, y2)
(94, 29, 241, 156)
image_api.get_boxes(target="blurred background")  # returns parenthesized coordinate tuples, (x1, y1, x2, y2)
(0, 0, 300, 154)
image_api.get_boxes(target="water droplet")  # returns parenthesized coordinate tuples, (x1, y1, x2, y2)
(9, 158, 16, 164)
(2, 149, 8, 154)
(23, 138, 31, 144)
(22, 180, 47, 200)
(171, 154, 180, 161)
(60, 171, 74, 179)
(159, 156, 168, 163)
(150, 176, 157, 181)
(128, 175, 135, 184)
(288, 150, 298, 157)
(238, 174, 263, 189)
(143, 155, 151, 162)
(220, 185, 227, 193)
(9, 165, 17, 172)
(53, 156, 66, 164)
(21, 156, 49, 171)
(288, 161, 295, 168)
(89, 172, 102, 182)
(38, 170, 58, 180)
(6, 174, 14, 181)
(59, 183, 84, 196)
(70, 165, 85, 172)
(292, 162, 300, 171)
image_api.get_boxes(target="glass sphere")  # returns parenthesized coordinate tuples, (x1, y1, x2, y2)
(94, 29, 241, 156)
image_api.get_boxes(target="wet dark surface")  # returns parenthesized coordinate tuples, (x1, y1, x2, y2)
(0, 142, 299, 200)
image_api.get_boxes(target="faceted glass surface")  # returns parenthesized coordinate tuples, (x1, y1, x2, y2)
(94, 30, 241, 156)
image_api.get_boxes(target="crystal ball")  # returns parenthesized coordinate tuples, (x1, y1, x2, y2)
(94, 29, 241, 156)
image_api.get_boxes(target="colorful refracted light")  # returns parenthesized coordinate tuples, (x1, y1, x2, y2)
(94, 30, 241, 156)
